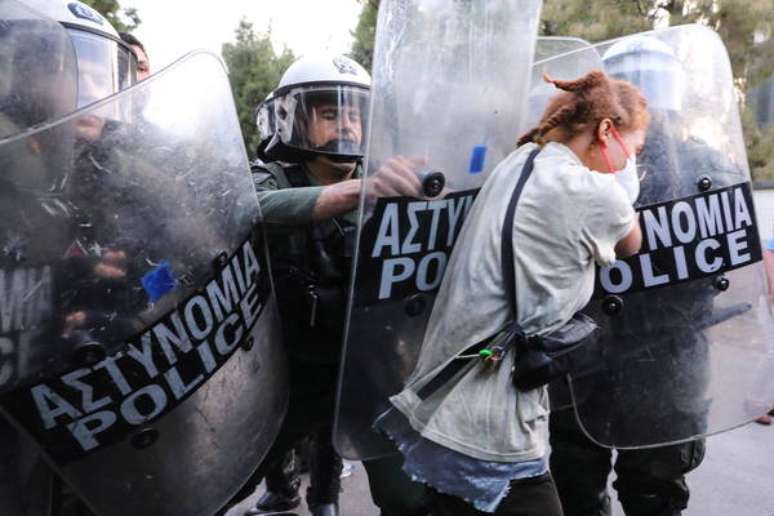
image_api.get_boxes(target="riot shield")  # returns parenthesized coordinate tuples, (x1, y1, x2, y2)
(527, 39, 605, 411)
(527, 37, 600, 130)
(0, 4, 80, 513)
(0, 0, 78, 140)
(554, 24, 774, 448)
(0, 49, 287, 515)
(335, 0, 542, 460)
(535, 36, 595, 62)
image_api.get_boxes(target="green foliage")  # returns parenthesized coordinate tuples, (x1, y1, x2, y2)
(540, 0, 653, 41)
(79, 0, 140, 32)
(745, 89, 774, 181)
(350, 0, 380, 70)
(222, 19, 295, 159)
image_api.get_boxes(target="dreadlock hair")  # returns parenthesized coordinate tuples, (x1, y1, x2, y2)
(517, 69, 649, 147)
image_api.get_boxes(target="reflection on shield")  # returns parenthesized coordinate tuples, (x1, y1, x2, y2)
(543, 24, 774, 449)
(334, 0, 542, 460)
(0, 45, 287, 515)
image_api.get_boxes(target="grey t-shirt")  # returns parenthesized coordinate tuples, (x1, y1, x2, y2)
(390, 142, 635, 462)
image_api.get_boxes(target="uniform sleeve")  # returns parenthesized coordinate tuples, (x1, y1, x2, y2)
(252, 169, 323, 226)
(583, 178, 636, 267)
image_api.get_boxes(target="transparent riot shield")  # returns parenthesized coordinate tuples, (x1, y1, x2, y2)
(527, 38, 606, 411)
(0, 50, 287, 515)
(0, 0, 78, 141)
(535, 36, 594, 62)
(553, 24, 774, 448)
(0, 3, 80, 514)
(334, 0, 542, 460)
(527, 37, 600, 130)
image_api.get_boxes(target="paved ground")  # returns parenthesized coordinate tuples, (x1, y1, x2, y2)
(671, 421, 774, 516)
(228, 418, 774, 516)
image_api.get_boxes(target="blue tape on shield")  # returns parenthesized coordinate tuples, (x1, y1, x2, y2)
(468, 145, 487, 174)
(142, 261, 177, 303)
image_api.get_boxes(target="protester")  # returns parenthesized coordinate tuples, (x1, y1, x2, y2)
(375, 69, 648, 515)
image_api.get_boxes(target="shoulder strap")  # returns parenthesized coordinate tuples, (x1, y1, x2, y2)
(501, 148, 540, 318)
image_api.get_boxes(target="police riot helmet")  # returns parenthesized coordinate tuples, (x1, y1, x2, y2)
(0, 0, 136, 191)
(602, 34, 684, 112)
(257, 54, 371, 163)
(12, 0, 137, 113)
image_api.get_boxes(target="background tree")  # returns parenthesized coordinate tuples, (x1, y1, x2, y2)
(222, 19, 295, 159)
(80, 0, 140, 32)
(350, 0, 379, 71)
(350, 0, 774, 180)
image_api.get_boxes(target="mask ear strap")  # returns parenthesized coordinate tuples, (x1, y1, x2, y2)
(610, 125, 632, 158)
(598, 140, 616, 173)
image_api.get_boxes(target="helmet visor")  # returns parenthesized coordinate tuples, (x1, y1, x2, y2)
(255, 96, 276, 143)
(604, 52, 685, 112)
(69, 29, 136, 108)
(0, 4, 78, 138)
(275, 85, 370, 160)
(0, 0, 79, 191)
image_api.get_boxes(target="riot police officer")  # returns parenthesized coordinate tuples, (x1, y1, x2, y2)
(1, 2, 288, 515)
(0, 1, 137, 514)
(549, 35, 728, 516)
(230, 54, 429, 516)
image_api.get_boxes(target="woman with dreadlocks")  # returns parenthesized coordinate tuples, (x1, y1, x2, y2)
(373, 70, 650, 516)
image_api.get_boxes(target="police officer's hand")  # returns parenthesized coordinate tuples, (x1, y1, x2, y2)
(368, 156, 425, 199)
(61, 310, 88, 339)
(314, 179, 361, 221)
(94, 249, 128, 280)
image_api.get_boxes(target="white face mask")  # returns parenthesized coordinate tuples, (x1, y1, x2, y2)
(616, 155, 640, 204)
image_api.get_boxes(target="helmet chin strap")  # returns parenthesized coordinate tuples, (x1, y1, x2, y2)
(325, 154, 360, 164)
(312, 138, 362, 163)
(307, 155, 358, 185)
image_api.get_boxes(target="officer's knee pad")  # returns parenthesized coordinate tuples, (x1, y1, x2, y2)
(614, 475, 689, 516)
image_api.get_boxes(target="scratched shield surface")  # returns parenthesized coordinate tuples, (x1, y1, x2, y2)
(550, 25, 774, 449)
(334, 0, 543, 460)
(0, 46, 286, 516)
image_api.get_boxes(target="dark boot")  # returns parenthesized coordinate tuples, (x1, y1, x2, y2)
(244, 488, 301, 515)
(309, 503, 338, 516)
(245, 450, 302, 516)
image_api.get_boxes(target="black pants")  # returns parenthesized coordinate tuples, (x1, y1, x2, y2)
(0, 420, 24, 516)
(264, 426, 343, 506)
(431, 473, 564, 516)
(362, 453, 432, 516)
(0, 419, 87, 516)
(224, 358, 341, 510)
(549, 409, 706, 516)
(263, 449, 300, 496)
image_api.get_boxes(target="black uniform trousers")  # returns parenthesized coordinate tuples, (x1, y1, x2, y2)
(224, 357, 342, 511)
(549, 409, 705, 516)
